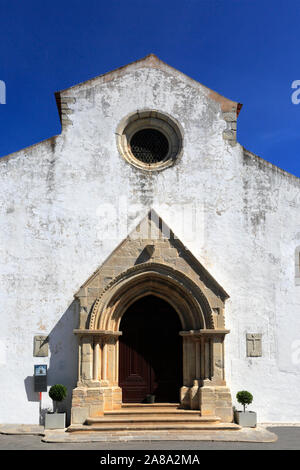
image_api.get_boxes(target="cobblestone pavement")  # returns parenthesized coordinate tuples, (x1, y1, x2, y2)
(0, 427, 299, 450)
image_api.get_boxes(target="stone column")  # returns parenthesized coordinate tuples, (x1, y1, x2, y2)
(179, 329, 233, 421)
(71, 329, 122, 424)
(198, 330, 233, 422)
(189, 339, 202, 410)
(81, 336, 93, 382)
(180, 335, 195, 408)
(93, 341, 100, 381)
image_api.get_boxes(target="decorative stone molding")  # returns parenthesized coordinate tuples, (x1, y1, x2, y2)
(74, 329, 122, 337)
(179, 329, 230, 337)
(89, 262, 216, 332)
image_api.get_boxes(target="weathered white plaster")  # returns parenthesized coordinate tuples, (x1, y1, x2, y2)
(1, 57, 300, 423)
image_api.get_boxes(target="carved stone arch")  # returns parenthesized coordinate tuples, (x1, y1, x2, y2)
(89, 262, 215, 332)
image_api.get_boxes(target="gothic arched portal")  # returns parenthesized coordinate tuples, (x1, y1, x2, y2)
(71, 262, 233, 424)
(71, 211, 233, 425)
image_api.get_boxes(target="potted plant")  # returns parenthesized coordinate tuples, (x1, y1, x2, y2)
(45, 384, 67, 429)
(146, 394, 155, 403)
(234, 390, 257, 427)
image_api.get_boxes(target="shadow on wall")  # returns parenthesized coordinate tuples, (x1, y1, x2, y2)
(24, 376, 40, 402)
(24, 300, 79, 426)
(47, 300, 79, 426)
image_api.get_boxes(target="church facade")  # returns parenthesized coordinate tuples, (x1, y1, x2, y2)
(1, 55, 300, 425)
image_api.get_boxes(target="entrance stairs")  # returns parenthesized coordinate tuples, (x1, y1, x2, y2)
(68, 403, 240, 433)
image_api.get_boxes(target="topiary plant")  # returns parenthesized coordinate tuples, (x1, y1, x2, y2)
(49, 384, 67, 413)
(236, 390, 253, 412)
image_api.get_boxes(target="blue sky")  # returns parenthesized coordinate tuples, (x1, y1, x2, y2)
(0, 0, 300, 176)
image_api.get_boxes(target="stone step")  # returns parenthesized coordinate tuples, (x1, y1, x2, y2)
(86, 415, 221, 425)
(121, 403, 180, 408)
(104, 409, 205, 417)
(68, 422, 241, 432)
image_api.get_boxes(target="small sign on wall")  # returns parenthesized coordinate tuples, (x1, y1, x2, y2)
(246, 334, 262, 357)
(34, 364, 47, 392)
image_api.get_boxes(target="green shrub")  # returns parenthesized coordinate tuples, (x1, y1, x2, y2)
(236, 390, 253, 412)
(49, 384, 67, 412)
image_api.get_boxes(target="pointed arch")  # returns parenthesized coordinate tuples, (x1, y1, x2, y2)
(89, 262, 215, 332)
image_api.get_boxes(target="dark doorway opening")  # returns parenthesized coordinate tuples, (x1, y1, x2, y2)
(119, 295, 183, 403)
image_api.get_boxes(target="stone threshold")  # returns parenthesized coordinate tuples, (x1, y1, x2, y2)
(0, 423, 278, 443)
(68, 423, 239, 432)
(42, 425, 277, 443)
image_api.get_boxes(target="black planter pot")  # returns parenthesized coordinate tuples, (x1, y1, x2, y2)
(146, 394, 155, 404)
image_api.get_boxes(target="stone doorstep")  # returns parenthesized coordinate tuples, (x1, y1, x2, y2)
(85, 416, 222, 424)
(42, 425, 278, 443)
(121, 403, 180, 408)
(68, 423, 240, 432)
(77, 404, 228, 427)
(99, 410, 216, 417)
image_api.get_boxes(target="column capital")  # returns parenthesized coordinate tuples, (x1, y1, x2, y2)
(179, 329, 230, 338)
(74, 329, 122, 339)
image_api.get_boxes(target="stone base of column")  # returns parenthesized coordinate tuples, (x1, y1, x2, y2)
(189, 380, 201, 409)
(199, 385, 233, 422)
(180, 386, 190, 408)
(70, 386, 122, 424)
(180, 383, 233, 422)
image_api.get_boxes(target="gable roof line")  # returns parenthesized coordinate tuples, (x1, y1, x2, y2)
(243, 147, 300, 184)
(0, 134, 60, 164)
(55, 53, 241, 115)
(1, 56, 298, 185)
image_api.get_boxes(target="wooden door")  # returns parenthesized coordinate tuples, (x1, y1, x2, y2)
(119, 295, 182, 403)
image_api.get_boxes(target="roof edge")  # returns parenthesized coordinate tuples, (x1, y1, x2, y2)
(243, 147, 300, 183)
(55, 54, 241, 115)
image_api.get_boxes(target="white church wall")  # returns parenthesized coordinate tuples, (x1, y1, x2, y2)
(0, 63, 300, 423)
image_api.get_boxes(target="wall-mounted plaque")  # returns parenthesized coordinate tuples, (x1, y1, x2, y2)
(246, 333, 262, 357)
(33, 336, 48, 357)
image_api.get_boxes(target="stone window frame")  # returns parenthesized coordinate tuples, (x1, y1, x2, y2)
(296, 246, 300, 286)
(116, 110, 183, 171)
